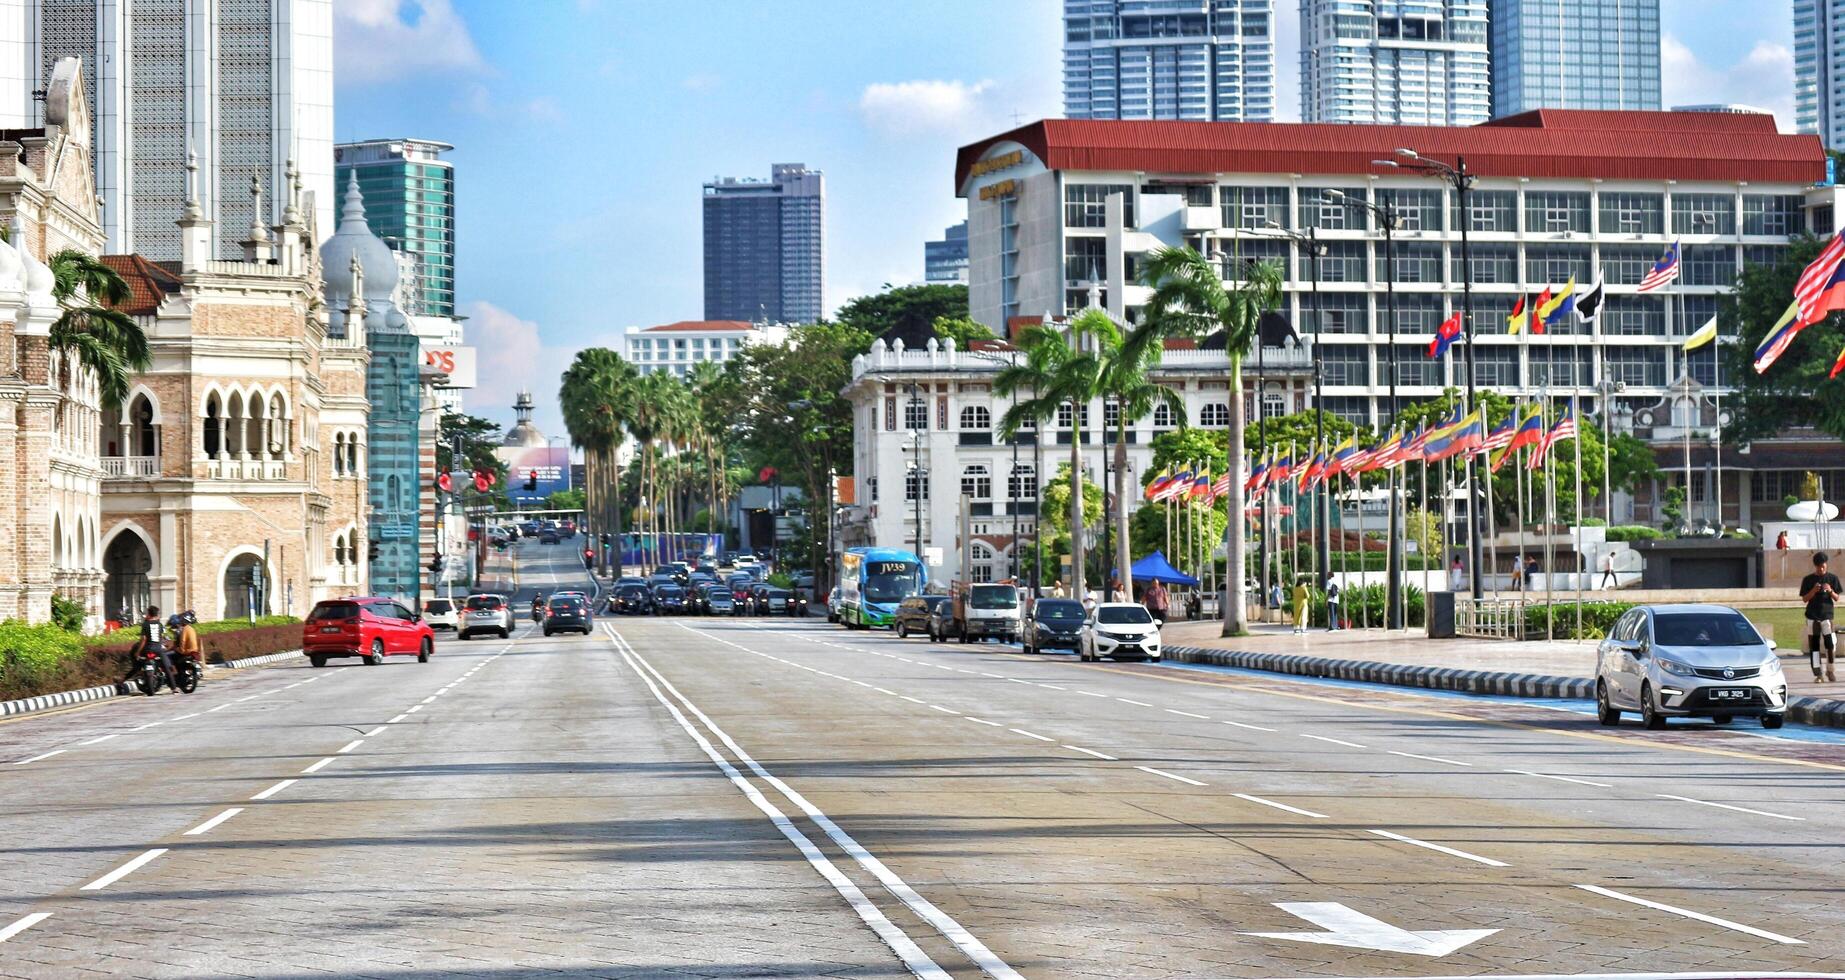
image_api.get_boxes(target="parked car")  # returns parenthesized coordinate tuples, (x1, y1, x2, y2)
(1596, 603, 1787, 729)
(543, 595, 594, 636)
(895, 596, 949, 639)
(1022, 598, 1086, 655)
(303, 597, 434, 667)
(460, 593, 515, 640)
(652, 584, 689, 615)
(704, 588, 736, 616)
(927, 601, 956, 642)
(421, 597, 459, 632)
(826, 586, 844, 623)
(1079, 602, 1163, 662)
(610, 583, 653, 615)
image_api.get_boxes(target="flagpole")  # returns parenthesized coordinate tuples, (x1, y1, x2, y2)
(1573, 391, 1584, 639)
(1339, 471, 1349, 621)
(1545, 416, 1557, 642)
(1516, 433, 1527, 611)
(1420, 439, 1430, 608)
(1484, 433, 1499, 597)
(1714, 345, 1723, 531)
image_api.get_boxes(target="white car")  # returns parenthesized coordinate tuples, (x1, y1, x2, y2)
(421, 598, 460, 631)
(1079, 602, 1163, 662)
(460, 593, 514, 639)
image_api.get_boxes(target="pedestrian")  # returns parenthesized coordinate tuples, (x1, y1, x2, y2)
(1186, 590, 1201, 621)
(1800, 552, 1842, 682)
(1051, 578, 1066, 599)
(1325, 576, 1341, 631)
(1599, 551, 1617, 589)
(1145, 580, 1169, 622)
(1290, 576, 1311, 634)
(1269, 582, 1285, 623)
(1523, 555, 1538, 590)
(1449, 556, 1464, 592)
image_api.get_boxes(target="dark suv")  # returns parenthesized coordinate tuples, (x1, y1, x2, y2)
(610, 584, 652, 615)
(544, 595, 593, 636)
(895, 596, 949, 639)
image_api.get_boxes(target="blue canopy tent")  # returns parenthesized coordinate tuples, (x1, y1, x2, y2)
(1125, 551, 1199, 588)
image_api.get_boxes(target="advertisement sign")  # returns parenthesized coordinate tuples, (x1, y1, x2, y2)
(495, 445, 571, 504)
(423, 346, 477, 389)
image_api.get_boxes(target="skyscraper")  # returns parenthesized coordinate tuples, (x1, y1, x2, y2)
(3, 0, 334, 259)
(924, 221, 969, 284)
(1062, 0, 1275, 122)
(1490, 0, 1660, 118)
(334, 139, 456, 317)
(1299, 0, 1490, 125)
(703, 163, 824, 324)
(1797, 0, 1845, 147)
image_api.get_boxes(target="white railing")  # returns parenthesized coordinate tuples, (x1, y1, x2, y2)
(1457, 597, 1526, 640)
(101, 455, 159, 478)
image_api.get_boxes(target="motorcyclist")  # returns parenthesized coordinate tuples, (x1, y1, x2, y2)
(531, 595, 545, 622)
(170, 610, 202, 678)
(121, 605, 175, 692)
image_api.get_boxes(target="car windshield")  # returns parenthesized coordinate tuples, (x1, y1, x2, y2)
(767, 589, 790, 598)
(657, 586, 683, 597)
(309, 601, 360, 621)
(1654, 612, 1763, 647)
(1097, 606, 1154, 626)
(618, 586, 646, 597)
(1036, 601, 1084, 622)
(969, 585, 1017, 609)
(710, 591, 732, 601)
(465, 596, 503, 610)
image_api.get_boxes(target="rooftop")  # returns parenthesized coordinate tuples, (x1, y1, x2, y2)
(99, 255, 183, 315)
(642, 320, 755, 333)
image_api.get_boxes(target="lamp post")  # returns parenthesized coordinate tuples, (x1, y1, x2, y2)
(905, 384, 927, 564)
(1595, 378, 1626, 524)
(1264, 221, 1328, 589)
(1327, 187, 1405, 629)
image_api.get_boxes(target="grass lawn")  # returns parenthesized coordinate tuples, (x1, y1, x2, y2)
(1743, 606, 1810, 646)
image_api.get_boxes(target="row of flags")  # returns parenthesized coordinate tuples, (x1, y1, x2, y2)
(1754, 226, 1845, 378)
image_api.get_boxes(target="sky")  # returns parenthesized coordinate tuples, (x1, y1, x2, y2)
(332, 0, 1796, 440)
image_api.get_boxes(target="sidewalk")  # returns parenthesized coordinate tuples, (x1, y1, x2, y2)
(1159, 620, 1845, 727)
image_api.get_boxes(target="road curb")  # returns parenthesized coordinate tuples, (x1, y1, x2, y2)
(0, 682, 122, 718)
(218, 649, 303, 670)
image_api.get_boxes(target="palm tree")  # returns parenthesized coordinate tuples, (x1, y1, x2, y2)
(995, 314, 1105, 599)
(1095, 317, 1188, 600)
(559, 348, 634, 573)
(48, 249, 151, 409)
(1138, 247, 1283, 636)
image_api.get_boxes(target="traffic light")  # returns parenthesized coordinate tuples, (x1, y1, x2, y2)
(600, 532, 611, 545)
(428, 555, 445, 575)
(524, 471, 538, 492)
(368, 540, 380, 562)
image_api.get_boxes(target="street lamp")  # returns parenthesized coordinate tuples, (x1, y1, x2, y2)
(1327, 187, 1406, 630)
(904, 384, 927, 564)
(1594, 378, 1627, 525)
(1262, 220, 1329, 590)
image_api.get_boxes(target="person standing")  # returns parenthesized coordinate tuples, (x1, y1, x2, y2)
(1290, 577, 1311, 633)
(1324, 576, 1342, 631)
(1449, 557, 1464, 592)
(1600, 551, 1617, 589)
(1523, 555, 1538, 591)
(1800, 552, 1842, 682)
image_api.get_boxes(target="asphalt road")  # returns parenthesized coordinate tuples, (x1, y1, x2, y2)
(4, 539, 1844, 979)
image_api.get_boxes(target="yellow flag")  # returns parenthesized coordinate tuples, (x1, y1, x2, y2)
(1681, 315, 1718, 351)
(1536, 276, 1576, 323)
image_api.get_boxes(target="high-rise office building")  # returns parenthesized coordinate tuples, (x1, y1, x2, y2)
(703, 163, 824, 324)
(924, 221, 969, 284)
(2, 0, 334, 259)
(1490, 0, 1660, 118)
(334, 138, 456, 317)
(1797, 0, 1845, 147)
(1299, 0, 1490, 125)
(1062, 0, 1274, 122)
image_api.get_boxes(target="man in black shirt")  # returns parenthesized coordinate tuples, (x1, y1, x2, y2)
(1799, 553, 1842, 682)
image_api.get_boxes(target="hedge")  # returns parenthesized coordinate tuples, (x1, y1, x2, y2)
(1605, 525, 1665, 542)
(2, 616, 302, 703)
(1279, 582, 1426, 629)
(1522, 601, 1633, 640)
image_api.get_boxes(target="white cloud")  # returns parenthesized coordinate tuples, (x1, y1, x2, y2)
(463, 301, 555, 425)
(335, 0, 484, 86)
(454, 83, 566, 125)
(1661, 34, 1795, 130)
(858, 79, 997, 138)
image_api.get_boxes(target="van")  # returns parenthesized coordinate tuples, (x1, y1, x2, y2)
(950, 582, 1022, 643)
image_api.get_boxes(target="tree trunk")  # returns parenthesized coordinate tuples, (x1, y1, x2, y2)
(1223, 357, 1248, 636)
(1068, 401, 1085, 600)
(1116, 416, 1133, 600)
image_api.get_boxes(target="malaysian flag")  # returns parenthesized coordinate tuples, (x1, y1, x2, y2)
(1529, 409, 1578, 470)
(1483, 411, 1515, 453)
(1637, 240, 1681, 293)
(1796, 229, 1845, 324)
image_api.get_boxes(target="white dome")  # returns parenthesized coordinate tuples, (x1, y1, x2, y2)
(13, 218, 55, 304)
(318, 171, 399, 309)
(0, 234, 22, 292)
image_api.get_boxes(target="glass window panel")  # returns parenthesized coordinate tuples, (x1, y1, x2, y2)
(1671, 193, 1736, 236)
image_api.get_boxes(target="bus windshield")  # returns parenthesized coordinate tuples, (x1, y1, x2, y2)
(862, 561, 922, 602)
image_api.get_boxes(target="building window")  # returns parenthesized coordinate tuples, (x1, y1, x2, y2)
(1376, 188, 1442, 232)
(961, 464, 992, 500)
(1602, 246, 1665, 286)
(1453, 190, 1516, 233)
(960, 405, 991, 430)
(904, 397, 928, 430)
(1055, 403, 1090, 429)
(1473, 345, 1520, 387)
(884, 396, 896, 431)
(1221, 186, 1288, 230)
(1151, 402, 1178, 429)
(1605, 345, 1667, 387)
(1605, 295, 1667, 336)
(1597, 192, 1665, 235)
(868, 476, 878, 502)
(1375, 242, 1441, 283)
(1672, 193, 1736, 236)
(969, 542, 997, 583)
(1681, 245, 1737, 287)
(1200, 403, 1231, 427)
(1523, 191, 1590, 234)
(905, 468, 929, 501)
(1065, 236, 1106, 283)
(1103, 399, 1121, 431)
(1451, 244, 1517, 284)
(1525, 245, 1592, 286)
(1300, 187, 1367, 229)
(1321, 344, 1369, 386)
(1304, 291, 1365, 334)
(1317, 241, 1367, 283)
(1262, 392, 1287, 420)
(1009, 463, 1036, 499)
(1065, 184, 1134, 228)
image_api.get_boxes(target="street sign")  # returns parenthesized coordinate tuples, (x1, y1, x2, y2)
(1243, 903, 1497, 957)
(379, 525, 416, 539)
(923, 546, 943, 567)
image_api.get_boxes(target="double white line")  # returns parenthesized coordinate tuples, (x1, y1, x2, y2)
(603, 625, 1020, 980)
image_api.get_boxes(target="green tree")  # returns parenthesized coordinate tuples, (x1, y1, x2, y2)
(996, 316, 1107, 598)
(1723, 234, 1845, 440)
(835, 283, 967, 341)
(1097, 316, 1187, 594)
(437, 411, 512, 510)
(1139, 246, 1284, 635)
(930, 315, 996, 348)
(546, 487, 586, 511)
(559, 348, 636, 571)
(50, 249, 151, 409)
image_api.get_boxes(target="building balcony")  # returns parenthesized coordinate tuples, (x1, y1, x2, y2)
(206, 456, 287, 481)
(102, 455, 161, 478)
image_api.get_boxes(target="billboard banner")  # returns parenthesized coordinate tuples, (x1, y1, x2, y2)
(495, 446, 571, 504)
(423, 346, 477, 389)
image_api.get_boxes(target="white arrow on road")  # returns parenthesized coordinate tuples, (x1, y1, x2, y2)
(1244, 903, 1498, 957)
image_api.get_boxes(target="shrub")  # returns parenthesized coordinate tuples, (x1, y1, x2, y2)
(1605, 525, 1664, 542)
(0, 621, 110, 702)
(1523, 601, 1633, 640)
(49, 594, 86, 632)
(1301, 582, 1425, 628)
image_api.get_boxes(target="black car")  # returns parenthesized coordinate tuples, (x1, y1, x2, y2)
(895, 596, 949, 639)
(1023, 598, 1087, 654)
(543, 596, 593, 636)
(610, 584, 653, 615)
(539, 529, 560, 544)
(652, 584, 689, 614)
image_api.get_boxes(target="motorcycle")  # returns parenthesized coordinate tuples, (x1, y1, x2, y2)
(132, 643, 200, 696)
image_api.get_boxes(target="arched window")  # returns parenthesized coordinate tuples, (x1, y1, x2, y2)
(346, 433, 360, 475)
(1009, 463, 1036, 500)
(960, 464, 991, 500)
(332, 433, 346, 475)
(130, 394, 156, 456)
(269, 392, 287, 458)
(904, 467, 929, 502)
(1200, 403, 1231, 427)
(959, 405, 991, 430)
(1152, 403, 1178, 429)
(969, 541, 997, 583)
(204, 393, 223, 458)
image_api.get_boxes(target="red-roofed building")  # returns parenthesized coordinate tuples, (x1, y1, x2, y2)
(624, 319, 790, 377)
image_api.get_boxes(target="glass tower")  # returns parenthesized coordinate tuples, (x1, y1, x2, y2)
(334, 139, 457, 317)
(1062, 0, 1275, 122)
(1299, 0, 1490, 125)
(702, 163, 825, 324)
(1489, 0, 1661, 118)
(1797, 0, 1843, 146)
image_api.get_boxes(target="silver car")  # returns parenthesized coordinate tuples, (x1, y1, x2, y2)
(1596, 604, 1786, 729)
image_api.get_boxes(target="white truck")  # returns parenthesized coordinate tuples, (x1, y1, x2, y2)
(948, 582, 1022, 644)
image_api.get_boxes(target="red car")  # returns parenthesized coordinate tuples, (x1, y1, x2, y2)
(303, 597, 435, 668)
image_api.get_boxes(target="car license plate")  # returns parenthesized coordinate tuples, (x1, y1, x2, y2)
(320, 626, 339, 633)
(1713, 688, 1750, 700)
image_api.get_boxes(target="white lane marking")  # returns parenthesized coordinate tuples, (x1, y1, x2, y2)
(606, 640, 951, 979)
(1369, 829, 1508, 866)
(1388, 750, 1474, 767)
(235, 695, 259, 703)
(205, 704, 232, 713)
(250, 779, 296, 800)
(899, 696, 925, 704)
(1009, 728, 1055, 742)
(1116, 698, 1153, 707)
(420, 696, 437, 705)
(13, 749, 65, 765)
(0, 912, 50, 943)
(81, 848, 167, 890)
(966, 718, 1004, 727)
(128, 722, 162, 732)
(301, 757, 335, 774)
(1244, 902, 1499, 957)
(1076, 690, 1109, 698)
(1165, 709, 1209, 719)
(388, 713, 409, 723)
(625, 628, 1024, 980)
(183, 808, 244, 836)
(980, 672, 1004, 678)
(1300, 734, 1367, 748)
(928, 704, 961, 715)
(363, 726, 387, 737)
(170, 712, 201, 721)
(1234, 793, 1330, 819)
(1036, 684, 1066, 691)
(851, 680, 875, 688)
(1137, 765, 1207, 787)
(1224, 720, 1278, 732)
(1574, 884, 1805, 945)
(874, 688, 898, 696)
(1504, 768, 1613, 788)
(1064, 744, 1118, 761)
(1006, 678, 1034, 686)
(336, 740, 364, 754)
(1655, 794, 1805, 821)
(406, 705, 423, 713)
(79, 733, 120, 745)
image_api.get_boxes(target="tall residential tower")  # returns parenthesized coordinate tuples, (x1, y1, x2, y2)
(1797, 0, 1845, 146)
(1062, 0, 1275, 121)
(334, 138, 456, 317)
(1299, 0, 1490, 125)
(702, 163, 825, 324)
(1490, 0, 1660, 117)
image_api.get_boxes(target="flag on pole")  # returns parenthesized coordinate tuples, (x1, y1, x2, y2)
(1574, 278, 1605, 325)
(1483, 410, 1516, 453)
(1326, 435, 1357, 479)
(1424, 410, 1485, 462)
(1681, 315, 1718, 351)
(1165, 467, 1196, 501)
(1752, 299, 1807, 374)
(1795, 228, 1845, 324)
(1427, 310, 1464, 359)
(1637, 239, 1681, 292)
(1188, 471, 1212, 499)
(1506, 295, 1531, 335)
(1539, 276, 1577, 331)
(1491, 402, 1545, 472)
(1370, 430, 1404, 471)
(1210, 471, 1232, 498)
(1794, 251, 1845, 330)
(1270, 452, 1296, 486)
(1144, 468, 1173, 501)
(1530, 408, 1578, 469)
(1530, 285, 1554, 334)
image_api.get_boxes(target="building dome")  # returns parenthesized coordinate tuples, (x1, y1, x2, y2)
(318, 171, 399, 310)
(502, 390, 549, 447)
(0, 232, 22, 293)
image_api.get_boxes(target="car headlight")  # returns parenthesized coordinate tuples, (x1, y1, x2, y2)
(1656, 657, 1698, 677)
(1760, 657, 1784, 677)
